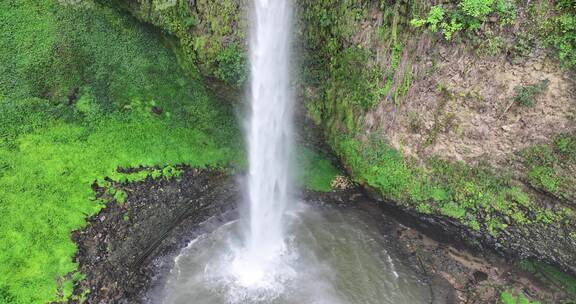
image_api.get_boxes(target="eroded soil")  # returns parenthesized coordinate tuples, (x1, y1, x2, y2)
(380, 50, 576, 167)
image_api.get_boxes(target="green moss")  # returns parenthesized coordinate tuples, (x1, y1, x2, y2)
(329, 46, 381, 111)
(297, 147, 341, 192)
(213, 44, 248, 86)
(500, 290, 541, 304)
(108, 0, 247, 84)
(332, 134, 572, 235)
(518, 260, 576, 298)
(113, 189, 128, 204)
(521, 134, 576, 198)
(0, 1, 241, 303)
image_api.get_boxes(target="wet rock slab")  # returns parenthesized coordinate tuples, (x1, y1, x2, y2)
(72, 168, 239, 303)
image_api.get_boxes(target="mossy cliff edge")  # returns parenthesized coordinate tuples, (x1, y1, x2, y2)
(113, 0, 576, 278)
(297, 0, 576, 280)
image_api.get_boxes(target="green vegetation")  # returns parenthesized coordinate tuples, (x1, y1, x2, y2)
(214, 44, 248, 86)
(513, 79, 550, 107)
(411, 0, 516, 40)
(107, 0, 248, 84)
(537, 0, 576, 67)
(411, 0, 575, 67)
(0, 2, 341, 301)
(2, 0, 573, 302)
(299, 0, 374, 131)
(521, 134, 576, 199)
(410, 5, 444, 32)
(329, 47, 382, 111)
(519, 260, 576, 298)
(298, 0, 575, 240)
(300, 0, 422, 136)
(500, 290, 541, 304)
(333, 134, 573, 235)
(297, 147, 341, 192)
(0, 1, 243, 303)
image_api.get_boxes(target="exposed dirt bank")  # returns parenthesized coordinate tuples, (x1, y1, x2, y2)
(70, 168, 572, 303)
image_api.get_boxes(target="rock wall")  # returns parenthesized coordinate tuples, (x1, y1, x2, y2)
(298, 0, 576, 276)
(109, 0, 576, 276)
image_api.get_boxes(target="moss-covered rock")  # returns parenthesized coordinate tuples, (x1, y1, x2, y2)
(105, 0, 249, 86)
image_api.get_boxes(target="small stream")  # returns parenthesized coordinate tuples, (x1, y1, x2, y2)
(160, 203, 431, 304)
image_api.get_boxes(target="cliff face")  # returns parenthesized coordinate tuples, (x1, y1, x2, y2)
(297, 0, 576, 277)
(112, 0, 576, 275)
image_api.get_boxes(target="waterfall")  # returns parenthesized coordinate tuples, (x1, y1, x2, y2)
(230, 0, 295, 287)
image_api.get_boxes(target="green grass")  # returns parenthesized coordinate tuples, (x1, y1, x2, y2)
(0, 1, 242, 303)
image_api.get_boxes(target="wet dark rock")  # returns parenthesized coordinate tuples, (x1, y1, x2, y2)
(72, 168, 239, 303)
(68, 87, 79, 105)
(473, 270, 488, 282)
(151, 106, 162, 115)
(361, 183, 576, 277)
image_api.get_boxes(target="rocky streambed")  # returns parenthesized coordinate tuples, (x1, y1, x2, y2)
(71, 168, 574, 303)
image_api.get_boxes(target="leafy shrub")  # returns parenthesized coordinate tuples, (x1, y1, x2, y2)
(441, 17, 465, 40)
(460, 0, 495, 19)
(411, 5, 445, 32)
(214, 44, 247, 86)
(513, 79, 550, 107)
(495, 0, 517, 24)
(544, 0, 576, 67)
(410, 0, 516, 40)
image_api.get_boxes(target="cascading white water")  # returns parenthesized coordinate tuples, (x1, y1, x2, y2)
(247, 0, 293, 252)
(234, 0, 295, 285)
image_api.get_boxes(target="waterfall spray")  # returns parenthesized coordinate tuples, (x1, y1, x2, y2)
(246, 0, 293, 260)
(232, 0, 295, 285)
